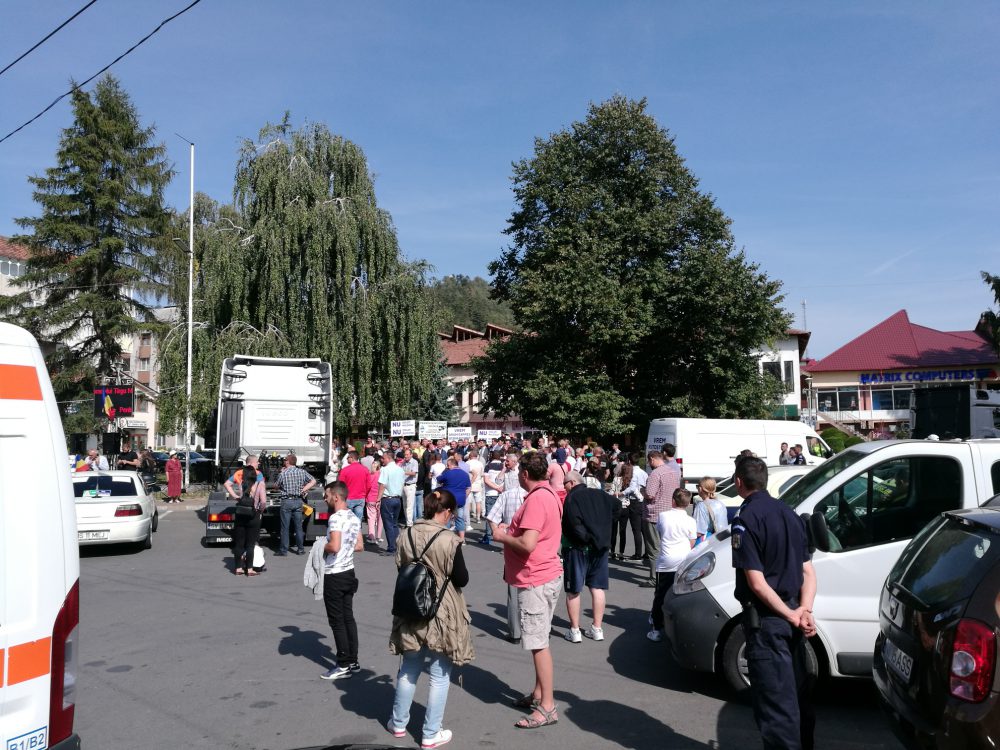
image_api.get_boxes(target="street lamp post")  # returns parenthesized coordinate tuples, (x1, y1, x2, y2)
(177, 134, 195, 489)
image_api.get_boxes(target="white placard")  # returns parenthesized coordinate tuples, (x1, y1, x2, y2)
(391, 419, 416, 437)
(419, 421, 448, 440)
(447, 426, 473, 442)
(477, 429, 502, 441)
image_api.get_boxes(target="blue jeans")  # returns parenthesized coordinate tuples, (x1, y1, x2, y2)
(280, 498, 304, 553)
(381, 496, 402, 552)
(391, 646, 453, 741)
(482, 495, 498, 542)
(414, 490, 424, 523)
(347, 499, 365, 522)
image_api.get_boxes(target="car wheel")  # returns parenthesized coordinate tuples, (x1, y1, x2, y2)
(151, 510, 159, 533)
(721, 623, 820, 697)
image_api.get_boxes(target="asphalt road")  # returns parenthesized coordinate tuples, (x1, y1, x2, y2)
(75, 503, 902, 750)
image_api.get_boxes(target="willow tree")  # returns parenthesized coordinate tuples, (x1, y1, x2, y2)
(157, 119, 438, 435)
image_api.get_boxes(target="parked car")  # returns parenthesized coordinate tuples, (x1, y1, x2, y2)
(714, 464, 812, 520)
(873, 507, 1000, 749)
(152, 450, 213, 482)
(72, 471, 158, 550)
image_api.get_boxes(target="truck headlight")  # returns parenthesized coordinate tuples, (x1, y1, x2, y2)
(673, 551, 716, 595)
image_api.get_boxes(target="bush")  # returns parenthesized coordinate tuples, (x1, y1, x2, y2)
(844, 436, 865, 448)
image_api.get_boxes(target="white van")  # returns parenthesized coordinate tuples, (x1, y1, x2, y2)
(646, 417, 830, 481)
(662, 439, 1000, 695)
(0, 323, 81, 749)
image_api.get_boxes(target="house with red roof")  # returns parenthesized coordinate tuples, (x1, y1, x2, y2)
(804, 310, 999, 436)
(0, 235, 30, 296)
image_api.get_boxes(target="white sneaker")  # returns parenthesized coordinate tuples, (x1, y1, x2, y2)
(584, 625, 604, 641)
(646, 629, 664, 642)
(387, 721, 407, 738)
(421, 728, 452, 748)
(564, 627, 582, 643)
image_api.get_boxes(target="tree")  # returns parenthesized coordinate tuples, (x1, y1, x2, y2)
(413, 352, 460, 423)
(0, 75, 172, 429)
(426, 274, 515, 330)
(156, 119, 439, 435)
(475, 96, 789, 436)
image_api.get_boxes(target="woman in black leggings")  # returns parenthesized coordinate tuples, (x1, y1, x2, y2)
(611, 455, 644, 561)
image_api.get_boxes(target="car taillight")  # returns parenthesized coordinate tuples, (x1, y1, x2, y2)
(114, 504, 142, 517)
(50, 579, 79, 745)
(209, 513, 234, 522)
(950, 618, 996, 703)
(317, 512, 330, 521)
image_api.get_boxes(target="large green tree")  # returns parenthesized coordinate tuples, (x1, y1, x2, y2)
(474, 96, 789, 436)
(0, 75, 172, 430)
(157, 119, 439, 435)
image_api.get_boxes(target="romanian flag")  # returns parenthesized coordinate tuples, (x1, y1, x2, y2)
(103, 390, 116, 420)
(74, 455, 90, 472)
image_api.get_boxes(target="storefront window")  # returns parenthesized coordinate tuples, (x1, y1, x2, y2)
(893, 387, 913, 410)
(838, 387, 859, 411)
(818, 389, 838, 411)
(871, 389, 894, 410)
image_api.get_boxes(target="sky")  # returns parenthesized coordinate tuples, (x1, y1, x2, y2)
(1, 1, 998, 359)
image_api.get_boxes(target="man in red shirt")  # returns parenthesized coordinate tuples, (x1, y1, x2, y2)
(494, 452, 563, 730)
(338, 451, 369, 524)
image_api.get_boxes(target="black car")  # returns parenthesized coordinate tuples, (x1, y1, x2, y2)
(873, 507, 1000, 749)
(152, 450, 214, 482)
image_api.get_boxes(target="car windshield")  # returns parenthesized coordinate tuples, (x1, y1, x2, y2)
(778, 449, 868, 509)
(74, 475, 139, 498)
(888, 515, 1000, 609)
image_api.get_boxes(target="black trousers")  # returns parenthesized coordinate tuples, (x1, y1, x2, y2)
(611, 499, 644, 556)
(650, 571, 675, 629)
(232, 514, 261, 572)
(324, 570, 359, 667)
(743, 614, 816, 750)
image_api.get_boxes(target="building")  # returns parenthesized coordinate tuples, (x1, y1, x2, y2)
(0, 236, 29, 297)
(757, 329, 811, 419)
(804, 310, 999, 436)
(438, 323, 526, 433)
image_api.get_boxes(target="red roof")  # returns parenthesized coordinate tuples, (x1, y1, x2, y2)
(807, 310, 996, 373)
(440, 338, 490, 366)
(0, 236, 30, 261)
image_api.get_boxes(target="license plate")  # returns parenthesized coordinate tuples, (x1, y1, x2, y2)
(78, 530, 109, 541)
(883, 638, 913, 683)
(206, 523, 234, 530)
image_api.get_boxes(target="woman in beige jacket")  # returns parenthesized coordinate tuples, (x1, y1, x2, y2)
(388, 489, 474, 749)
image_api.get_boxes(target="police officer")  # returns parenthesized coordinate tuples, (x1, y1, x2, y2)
(731, 456, 817, 750)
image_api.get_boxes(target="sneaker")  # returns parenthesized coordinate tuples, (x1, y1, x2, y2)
(421, 729, 452, 749)
(348, 662, 361, 673)
(386, 722, 407, 739)
(584, 625, 604, 641)
(320, 665, 353, 680)
(274, 551, 288, 557)
(646, 629, 664, 642)
(564, 627, 582, 643)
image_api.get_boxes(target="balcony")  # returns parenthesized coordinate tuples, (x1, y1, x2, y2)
(806, 408, 910, 425)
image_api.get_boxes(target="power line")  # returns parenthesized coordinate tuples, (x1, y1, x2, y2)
(0, 0, 101, 79)
(0, 0, 203, 146)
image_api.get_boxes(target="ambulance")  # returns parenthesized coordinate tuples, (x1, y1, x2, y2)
(0, 323, 81, 749)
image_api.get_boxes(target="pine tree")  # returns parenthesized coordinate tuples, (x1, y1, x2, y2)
(157, 119, 438, 435)
(0, 75, 172, 428)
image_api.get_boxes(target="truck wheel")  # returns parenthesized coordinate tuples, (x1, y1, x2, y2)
(721, 624, 821, 697)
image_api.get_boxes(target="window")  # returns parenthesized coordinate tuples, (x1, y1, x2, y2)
(783, 360, 794, 392)
(140, 333, 152, 347)
(138, 358, 150, 372)
(838, 387, 859, 411)
(813, 456, 962, 551)
(0, 260, 8, 275)
(762, 361, 781, 384)
(893, 387, 913, 410)
(136, 395, 150, 412)
(871, 389, 894, 411)
(991, 461, 1000, 495)
(817, 389, 838, 411)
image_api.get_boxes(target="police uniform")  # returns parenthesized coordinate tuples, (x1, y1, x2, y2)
(732, 489, 816, 750)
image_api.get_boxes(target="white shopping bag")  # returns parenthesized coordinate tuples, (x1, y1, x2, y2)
(252, 544, 266, 571)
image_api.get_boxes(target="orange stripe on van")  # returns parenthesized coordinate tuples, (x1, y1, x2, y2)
(0, 648, 4, 686)
(7, 637, 51, 685)
(0, 364, 43, 400)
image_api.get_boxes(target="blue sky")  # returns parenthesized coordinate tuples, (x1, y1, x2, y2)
(1, 1, 998, 358)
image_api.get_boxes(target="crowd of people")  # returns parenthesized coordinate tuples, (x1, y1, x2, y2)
(218, 433, 744, 748)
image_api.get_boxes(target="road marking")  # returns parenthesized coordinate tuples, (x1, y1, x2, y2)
(160, 510, 173, 519)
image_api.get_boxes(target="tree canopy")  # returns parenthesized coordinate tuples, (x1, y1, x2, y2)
(426, 274, 515, 331)
(156, 119, 439, 436)
(0, 75, 172, 432)
(474, 96, 789, 436)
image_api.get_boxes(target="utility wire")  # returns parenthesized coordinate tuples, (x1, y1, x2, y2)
(0, 0, 101, 79)
(0, 0, 203, 145)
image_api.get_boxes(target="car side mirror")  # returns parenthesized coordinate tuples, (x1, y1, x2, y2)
(809, 510, 831, 553)
(800, 513, 816, 554)
(823, 450, 834, 459)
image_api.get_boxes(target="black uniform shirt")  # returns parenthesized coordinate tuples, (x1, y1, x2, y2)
(731, 490, 810, 607)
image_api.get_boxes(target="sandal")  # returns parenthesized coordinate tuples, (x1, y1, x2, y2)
(512, 694, 540, 709)
(246, 570, 259, 577)
(515, 704, 558, 729)
(234, 569, 244, 575)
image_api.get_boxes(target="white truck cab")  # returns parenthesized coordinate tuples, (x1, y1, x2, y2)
(0, 322, 81, 749)
(663, 439, 1000, 695)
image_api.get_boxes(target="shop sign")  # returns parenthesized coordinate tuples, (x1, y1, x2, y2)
(859, 368, 997, 385)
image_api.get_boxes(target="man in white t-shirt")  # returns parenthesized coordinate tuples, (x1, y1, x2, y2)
(320, 481, 363, 681)
(647, 487, 696, 642)
(466, 451, 485, 525)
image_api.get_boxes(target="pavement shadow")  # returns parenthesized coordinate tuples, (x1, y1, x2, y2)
(555, 689, 711, 749)
(457, 662, 521, 707)
(278, 625, 333, 668)
(469, 608, 507, 640)
(335, 666, 400, 726)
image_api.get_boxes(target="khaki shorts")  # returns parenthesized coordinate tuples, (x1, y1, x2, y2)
(517, 575, 563, 651)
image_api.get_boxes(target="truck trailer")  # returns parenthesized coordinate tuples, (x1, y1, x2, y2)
(204, 355, 333, 545)
(909, 385, 1000, 440)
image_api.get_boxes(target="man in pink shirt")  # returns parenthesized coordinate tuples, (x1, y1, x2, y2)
(338, 450, 369, 524)
(640, 446, 682, 587)
(494, 452, 563, 730)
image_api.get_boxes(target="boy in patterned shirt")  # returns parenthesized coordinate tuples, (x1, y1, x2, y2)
(320, 481, 364, 680)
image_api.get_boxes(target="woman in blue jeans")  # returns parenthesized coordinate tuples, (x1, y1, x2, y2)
(387, 489, 474, 749)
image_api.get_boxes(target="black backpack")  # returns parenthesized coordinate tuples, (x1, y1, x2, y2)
(392, 527, 452, 621)
(235, 467, 257, 516)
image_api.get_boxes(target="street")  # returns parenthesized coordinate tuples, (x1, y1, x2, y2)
(75, 502, 902, 750)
